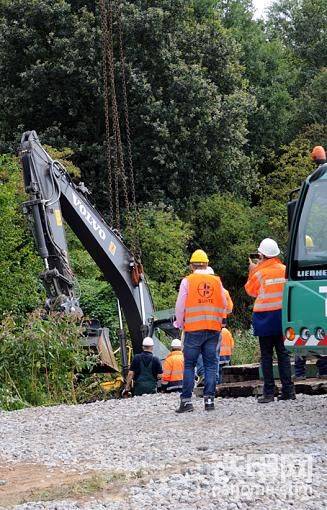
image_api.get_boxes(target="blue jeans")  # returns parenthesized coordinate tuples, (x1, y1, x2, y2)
(182, 330, 220, 401)
(197, 334, 221, 384)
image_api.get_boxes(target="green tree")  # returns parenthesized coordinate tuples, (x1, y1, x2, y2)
(0, 311, 97, 410)
(125, 205, 193, 309)
(218, 0, 300, 157)
(0, 155, 42, 316)
(0, 0, 255, 208)
(0, 0, 101, 151)
(113, 0, 256, 202)
(189, 192, 263, 326)
(268, 0, 327, 72)
(296, 68, 327, 129)
(257, 123, 327, 249)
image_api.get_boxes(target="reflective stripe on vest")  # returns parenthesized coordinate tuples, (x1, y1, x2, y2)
(254, 301, 283, 311)
(253, 259, 286, 313)
(265, 278, 286, 285)
(257, 291, 283, 300)
(186, 305, 226, 314)
(163, 369, 184, 377)
(185, 314, 223, 325)
(162, 351, 184, 382)
(184, 273, 226, 332)
(220, 329, 234, 356)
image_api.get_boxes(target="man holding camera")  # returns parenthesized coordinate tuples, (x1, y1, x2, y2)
(245, 238, 295, 403)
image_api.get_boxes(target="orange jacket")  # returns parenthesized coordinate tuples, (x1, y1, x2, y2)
(245, 258, 286, 312)
(224, 289, 233, 318)
(184, 273, 227, 332)
(220, 328, 234, 356)
(162, 350, 184, 382)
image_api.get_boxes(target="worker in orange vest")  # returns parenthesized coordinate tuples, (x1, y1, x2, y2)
(174, 249, 227, 413)
(218, 327, 234, 384)
(196, 280, 233, 384)
(245, 238, 295, 403)
(162, 339, 184, 393)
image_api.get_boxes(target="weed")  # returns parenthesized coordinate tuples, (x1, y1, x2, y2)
(231, 329, 260, 365)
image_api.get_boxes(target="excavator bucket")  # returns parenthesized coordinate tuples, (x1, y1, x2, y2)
(81, 322, 119, 372)
(97, 327, 119, 371)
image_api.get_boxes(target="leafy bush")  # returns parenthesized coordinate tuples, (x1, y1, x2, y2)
(66, 229, 120, 342)
(189, 192, 264, 328)
(125, 204, 193, 309)
(231, 329, 260, 365)
(0, 155, 43, 316)
(0, 311, 98, 410)
(256, 123, 327, 251)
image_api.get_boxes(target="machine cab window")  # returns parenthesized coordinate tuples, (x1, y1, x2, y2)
(292, 175, 327, 279)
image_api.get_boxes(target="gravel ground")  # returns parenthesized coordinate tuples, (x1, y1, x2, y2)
(0, 394, 326, 509)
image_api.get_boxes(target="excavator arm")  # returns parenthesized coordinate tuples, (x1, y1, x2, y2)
(19, 131, 171, 356)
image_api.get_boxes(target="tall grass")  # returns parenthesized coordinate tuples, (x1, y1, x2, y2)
(0, 311, 98, 410)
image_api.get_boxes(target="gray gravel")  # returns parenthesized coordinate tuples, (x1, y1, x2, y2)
(0, 394, 326, 509)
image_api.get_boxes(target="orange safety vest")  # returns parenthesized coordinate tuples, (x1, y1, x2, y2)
(162, 350, 184, 382)
(184, 273, 227, 332)
(220, 328, 235, 356)
(223, 289, 233, 319)
(245, 258, 286, 312)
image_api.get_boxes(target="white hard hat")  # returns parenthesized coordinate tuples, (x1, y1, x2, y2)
(171, 338, 182, 348)
(258, 238, 280, 258)
(206, 266, 215, 275)
(142, 336, 154, 347)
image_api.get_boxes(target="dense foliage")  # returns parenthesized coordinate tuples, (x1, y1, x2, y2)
(0, 155, 42, 316)
(0, 0, 326, 382)
(0, 312, 98, 410)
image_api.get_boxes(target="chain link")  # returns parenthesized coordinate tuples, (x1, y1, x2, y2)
(106, 2, 121, 229)
(99, 0, 113, 227)
(117, 1, 142, 258)
(99, 0, 141, 257)
(117, 2, 136, 210)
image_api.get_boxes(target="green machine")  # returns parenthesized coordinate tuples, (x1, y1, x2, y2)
(283, 151, 327, 355)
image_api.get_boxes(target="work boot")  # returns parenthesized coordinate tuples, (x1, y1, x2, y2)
(257, 395, 274, 403)
(175, 401, 194, 413)
(277, 393, 296, 401)
(204, 396, 215, 411)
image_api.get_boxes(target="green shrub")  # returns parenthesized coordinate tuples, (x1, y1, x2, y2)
(66, 229, 120, 343)
(256, 123, 327, 252)
(125, 204, 193, 309)
(189, 192, 263, 328)
(0, 311, 98, 410)
(0, 155, 43, 316)
(231, 329, 260, 365)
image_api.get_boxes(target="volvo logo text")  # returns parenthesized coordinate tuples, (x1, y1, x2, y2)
(72, 193, 106, 241)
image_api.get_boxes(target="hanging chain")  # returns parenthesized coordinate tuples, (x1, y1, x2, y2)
(107, 2, 121, 229)
(99, 0, 113, 227)
(117, 1, 142, 258)
(117, 2, 136, 210)
(99, 0, 141, 261)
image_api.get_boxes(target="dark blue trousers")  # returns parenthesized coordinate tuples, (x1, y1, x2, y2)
(259, 334, 294, 397)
